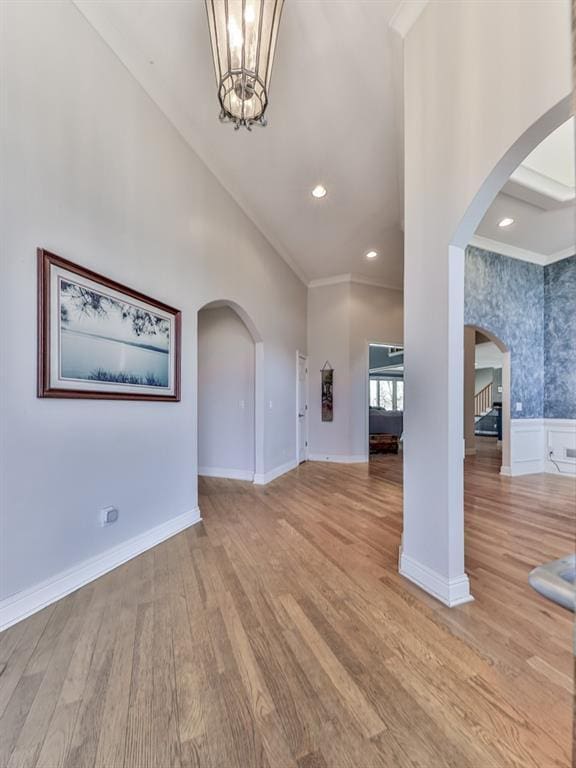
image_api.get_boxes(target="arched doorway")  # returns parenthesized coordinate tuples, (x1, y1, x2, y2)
(464, 324, 511, 475)
(196, 300, 264, 488)
(442, 96, 573, 600)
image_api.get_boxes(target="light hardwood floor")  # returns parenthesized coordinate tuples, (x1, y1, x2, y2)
(1, 443, 574, 767)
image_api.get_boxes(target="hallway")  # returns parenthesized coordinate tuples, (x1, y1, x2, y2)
(1, 458, 573, 768)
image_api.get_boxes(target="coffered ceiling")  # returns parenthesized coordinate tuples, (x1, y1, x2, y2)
(474, 117, 575, 264)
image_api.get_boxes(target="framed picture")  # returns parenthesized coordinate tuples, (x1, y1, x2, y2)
(37, 249, 181, 400)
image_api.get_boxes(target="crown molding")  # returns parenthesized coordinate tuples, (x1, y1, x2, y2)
(72, 1, 310, 288)
(469, 235, 574, 267)
(308, 273, 403, 291)
(510, 165, 575, 203)
(547, 247, 576, 264)
(469, 236, 546, 265)
(389, 1, 429, 38)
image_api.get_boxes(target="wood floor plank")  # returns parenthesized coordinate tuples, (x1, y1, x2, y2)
(0, 438, 573, 767)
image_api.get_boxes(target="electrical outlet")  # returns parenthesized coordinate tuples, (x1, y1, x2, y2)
(515, 402, 523, 412)
(100, 506, 119, 526)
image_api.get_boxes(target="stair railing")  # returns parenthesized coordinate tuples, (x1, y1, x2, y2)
(474, 382, 493, 416)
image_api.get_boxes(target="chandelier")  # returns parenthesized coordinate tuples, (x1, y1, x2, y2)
(205, 0, 285, 130)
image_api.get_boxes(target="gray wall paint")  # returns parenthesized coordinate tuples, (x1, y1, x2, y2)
(544, 256, 576, 419)
(198, 307, 255, 474)
(307, 281, 403, 459)
(475, 367, 494, 395)
(465, 246, 544, 418)
(0, 3, 306, 600)
(474, 367, 502, 403)
(369, 345, 403, 369)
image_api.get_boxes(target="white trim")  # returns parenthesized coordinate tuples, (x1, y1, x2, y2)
(308, 273, 402, 291)
(253, 459, 298, 485)
(296, 351, 309, 465)
(469, 235, 547, 266)
(510, 164, 575, 203)
(503, 418, 576, 477)
(544, 418, 576, 476)
(0, 508, 202, 631)
(389, 0, 429, 38)
(547, 247, 575, 264)
(198, 467, 254, 481)
(399, 550, 474, 607)
(508, 418, 545, 475)
(308, 454, 368, 464)
(469, 235, 574, 267)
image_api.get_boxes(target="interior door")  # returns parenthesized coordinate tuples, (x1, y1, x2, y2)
(297, 354, 308, 463)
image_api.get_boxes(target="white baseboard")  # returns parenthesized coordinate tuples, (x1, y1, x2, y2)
(399, 550, 474, 607)
(308, 454, 368, 464)
(253, 459, 298, 485)
(0, 507, 201, 632)
(198, 466, 254, 481)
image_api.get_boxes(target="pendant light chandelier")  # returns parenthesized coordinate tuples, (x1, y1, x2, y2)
(205, 0, 284, 130)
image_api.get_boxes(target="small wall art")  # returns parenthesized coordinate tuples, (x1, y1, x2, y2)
(321, 361, 333, 422)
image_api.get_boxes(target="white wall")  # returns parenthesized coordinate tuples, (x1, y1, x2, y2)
(350, 282, 403, 458)
(307, 279, 403, 461)
(198, 307, 255, 480)
(0, 1, 306, 609)
(402, 0, 571, 605)
(307, 282, 352, 459)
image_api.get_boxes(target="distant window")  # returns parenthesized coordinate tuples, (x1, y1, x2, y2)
(396, 381, 404, 411)
(370, 378, 403, 411)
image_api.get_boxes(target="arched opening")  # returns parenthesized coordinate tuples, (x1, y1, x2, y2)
(464, 325, 511, 475)
(197, 300, 264, 490)
(444, 95, 573, 602)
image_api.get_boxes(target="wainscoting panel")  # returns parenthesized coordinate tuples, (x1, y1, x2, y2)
(544, 419, 576, 476)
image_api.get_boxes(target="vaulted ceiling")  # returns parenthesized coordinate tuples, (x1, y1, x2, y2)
(75, 0, 407, 287)
(74, 1, 573, 285)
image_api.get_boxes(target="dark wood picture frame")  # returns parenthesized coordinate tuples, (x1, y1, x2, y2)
(37, 249, 182, 401)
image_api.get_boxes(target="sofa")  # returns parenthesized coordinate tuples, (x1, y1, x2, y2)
(369, 408, 403, 437)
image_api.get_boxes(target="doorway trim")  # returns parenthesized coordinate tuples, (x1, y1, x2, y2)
(196, 299, 265, 486)
(464, 325, 511, 474)
(296, 351, 309, 464)
(365, 340, 404, 460)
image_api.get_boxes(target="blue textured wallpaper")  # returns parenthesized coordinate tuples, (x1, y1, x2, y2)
(544, 256, 576, 419)
(464, 246, 544, 419)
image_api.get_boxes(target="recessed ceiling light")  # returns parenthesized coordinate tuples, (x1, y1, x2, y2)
(311, 185, 327, 199)
(498, 217, 514, 228)
(365, 250, 378, 259)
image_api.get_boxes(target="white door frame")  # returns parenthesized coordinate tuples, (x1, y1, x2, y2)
(365, 340, 404, 459)
(296, 351, 309, 464)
